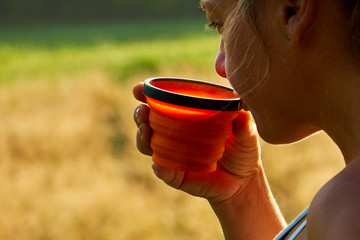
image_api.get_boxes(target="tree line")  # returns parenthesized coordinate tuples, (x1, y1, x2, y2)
(0, 0, 204, 25)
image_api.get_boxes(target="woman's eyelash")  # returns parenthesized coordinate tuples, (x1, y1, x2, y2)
(206, 21, 220, 31)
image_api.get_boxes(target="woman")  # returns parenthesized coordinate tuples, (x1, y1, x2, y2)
(133, 0, 360, 239)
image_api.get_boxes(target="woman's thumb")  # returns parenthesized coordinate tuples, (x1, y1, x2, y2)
(219, 111, 260, 176)
(232, 111, 258, 146)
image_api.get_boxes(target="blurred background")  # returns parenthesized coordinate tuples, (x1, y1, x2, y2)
(0, 1, 345, 239)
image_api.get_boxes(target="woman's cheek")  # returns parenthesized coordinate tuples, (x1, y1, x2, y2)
(224, 53, 244, 95)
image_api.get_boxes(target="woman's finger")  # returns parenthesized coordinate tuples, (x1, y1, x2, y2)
(219, 110, 261, 177)
(133, 82, 147, 103)
(136, 123, 153, 156)
(134, 104, 150, 127)
(231, 110, 259, 147)
(152, 164, 185, 189)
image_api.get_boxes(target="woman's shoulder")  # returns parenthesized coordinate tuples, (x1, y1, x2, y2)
(307, 159, 360, 239)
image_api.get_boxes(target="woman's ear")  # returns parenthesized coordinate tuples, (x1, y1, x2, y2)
(280, 0, 316, 45)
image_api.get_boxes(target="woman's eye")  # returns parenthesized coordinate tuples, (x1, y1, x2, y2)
(206, 21, 220, 32)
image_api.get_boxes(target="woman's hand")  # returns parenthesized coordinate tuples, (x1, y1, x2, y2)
(133, 82, 261, 204)
(133, 82, 285, 239)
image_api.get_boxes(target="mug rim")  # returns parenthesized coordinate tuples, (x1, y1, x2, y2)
(143, 77, 242, 111)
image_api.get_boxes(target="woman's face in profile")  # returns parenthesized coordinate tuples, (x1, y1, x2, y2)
(202, 0, 320, 143)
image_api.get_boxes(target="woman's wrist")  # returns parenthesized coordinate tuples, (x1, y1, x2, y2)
(208, 166, 286, 240)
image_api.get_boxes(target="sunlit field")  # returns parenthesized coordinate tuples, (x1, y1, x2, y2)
(0, 19, 344, 240)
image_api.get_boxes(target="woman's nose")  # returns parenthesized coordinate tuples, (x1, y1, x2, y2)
(215, 40, 227, 78)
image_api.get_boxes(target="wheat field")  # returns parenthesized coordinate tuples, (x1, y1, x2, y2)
(0, 20, 345, 239)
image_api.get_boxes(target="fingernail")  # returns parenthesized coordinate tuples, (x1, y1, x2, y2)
(134, 107, 140, 123)
(137, 127, 143, 140)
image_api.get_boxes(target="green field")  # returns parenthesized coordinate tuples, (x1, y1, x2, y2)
(0, 19, 345, 240)
(0, 19, 220, 85)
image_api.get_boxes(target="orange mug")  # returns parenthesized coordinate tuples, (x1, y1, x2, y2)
(143, 77, 242, 172)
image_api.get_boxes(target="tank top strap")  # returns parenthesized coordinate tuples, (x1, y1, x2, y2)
(275, 207, 309, 240)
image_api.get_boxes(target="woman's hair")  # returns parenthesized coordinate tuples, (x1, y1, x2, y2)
(339, 0, 360, 46)
(222, 0, 267, 97)
(222, 0, 263, 50)
(222, 0, 360, 95)
(225, 0, 360, 48)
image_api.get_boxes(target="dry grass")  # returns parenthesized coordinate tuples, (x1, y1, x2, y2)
(0, 71, 225, 240)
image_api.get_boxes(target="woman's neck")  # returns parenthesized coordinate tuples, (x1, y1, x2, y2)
(320, 66, 360, 164)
